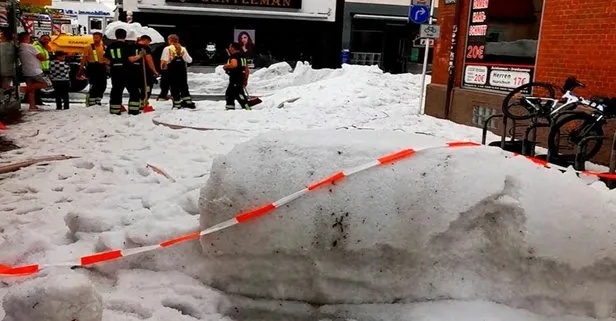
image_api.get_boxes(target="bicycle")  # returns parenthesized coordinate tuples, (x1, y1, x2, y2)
(547, 95, 616, 160)
(502, 76, 587, 121)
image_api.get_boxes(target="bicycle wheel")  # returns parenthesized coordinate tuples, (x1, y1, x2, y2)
(502, 82, 556, 120)
(547, 111, 604, 160)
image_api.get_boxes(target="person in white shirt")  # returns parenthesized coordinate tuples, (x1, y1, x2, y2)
(160, 34, 195, 109)
(18, 32, 50, 110)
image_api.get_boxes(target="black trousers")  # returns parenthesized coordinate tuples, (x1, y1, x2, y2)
(86, 63, 107, 105)
(225, 81, 248, 109)
(109, 66, 140, 114)
(158, 69, 169, 98)
(168, 62, 191, 107)
(53, 80, 70, 110)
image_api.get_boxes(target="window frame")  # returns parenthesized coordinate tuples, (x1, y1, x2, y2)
(88, 16, 104, 33)
(460, 0, 545, 94)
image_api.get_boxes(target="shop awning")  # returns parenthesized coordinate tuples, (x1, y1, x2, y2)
(137, 4, 330, 21)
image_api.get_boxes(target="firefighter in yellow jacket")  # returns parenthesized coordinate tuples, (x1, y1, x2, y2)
(79, 32, 108, 107)
(160, 34, 195, 109)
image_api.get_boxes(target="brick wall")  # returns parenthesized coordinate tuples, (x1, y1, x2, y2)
(535, 0, 616, 97)
(431, 0, 470, 86)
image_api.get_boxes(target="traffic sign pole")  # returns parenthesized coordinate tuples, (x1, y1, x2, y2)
(418, 0, 436, 115)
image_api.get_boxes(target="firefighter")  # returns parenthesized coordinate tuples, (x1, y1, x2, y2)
(79, 31, 107, 107)
(32, 34, 51, 105)
(223, 42, 250, 110)
(103, 28, 142, 115)
(160, 34, 195, 109)
(135, 35, 159, 111)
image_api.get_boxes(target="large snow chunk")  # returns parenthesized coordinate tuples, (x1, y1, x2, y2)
(198, 130, 616, 319)
(3, 273, 103, 321)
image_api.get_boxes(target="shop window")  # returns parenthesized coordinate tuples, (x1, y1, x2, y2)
(463, 0, 543, 93)
(89, 17, 103, 32)
(351, 30, 383, 53)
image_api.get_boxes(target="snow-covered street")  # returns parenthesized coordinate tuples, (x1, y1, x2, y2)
(1, 63, 614, 321)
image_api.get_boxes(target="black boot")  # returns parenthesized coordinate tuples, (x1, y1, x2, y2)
(181, 101, 196, 109)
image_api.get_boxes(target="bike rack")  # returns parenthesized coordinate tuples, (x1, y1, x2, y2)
(522, 118, 550, 157)
(482, 114, 531, 154)
(574, 132, 616, 189)
(574, 135, 605, 171)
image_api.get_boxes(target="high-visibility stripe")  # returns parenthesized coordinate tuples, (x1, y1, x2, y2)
(307, 171, 345, 191)
(235, 204, 276, 223)
(377, 149, 415, 164)
(81, 250, 122, 266)
(160, 232, 200, 247)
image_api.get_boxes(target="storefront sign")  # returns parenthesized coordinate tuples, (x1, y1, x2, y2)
(462, 0, 536, 93)
(167, 0, 302, 9)
(463, 64, 532, 92)
(57, 9, 111, 16)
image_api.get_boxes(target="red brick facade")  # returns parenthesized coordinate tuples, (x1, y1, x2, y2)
(426, 0, 616, 164)
(535, 0, 616, 97)
(431, 0, 616, 95)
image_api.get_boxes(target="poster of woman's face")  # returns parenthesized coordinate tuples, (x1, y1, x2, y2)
(233, 29, 255, 57)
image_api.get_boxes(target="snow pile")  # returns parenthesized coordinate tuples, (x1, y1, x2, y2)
(198, 129, 616, 319)
(3, 272, 102, 321)
(185, 62, 418, 96)
(104, 21, 164, 43)
(157, 63, 425, 131)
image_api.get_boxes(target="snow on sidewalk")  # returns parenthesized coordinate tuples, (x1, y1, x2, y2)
(0, 63, 612, 321)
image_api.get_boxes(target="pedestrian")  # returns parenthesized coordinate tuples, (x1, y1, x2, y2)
(160, 34, 195, 109)
(134, 35, 159, 111)
(79, 31, 107, 107)
(49, 51, 70, 110)
(17, 32, 51, 111)
(223, 42, 250, 110)
(103, 28, 142, 115)
(32, 34, 51, 105)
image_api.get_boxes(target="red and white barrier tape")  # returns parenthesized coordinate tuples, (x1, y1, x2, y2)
(1, 141, 612, 277)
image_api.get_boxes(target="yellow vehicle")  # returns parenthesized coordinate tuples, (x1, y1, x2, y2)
(18, 11, 91, 91)
(48, 33, 92, 91)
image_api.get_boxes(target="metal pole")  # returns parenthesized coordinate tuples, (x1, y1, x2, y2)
(418, 0, 436, 115)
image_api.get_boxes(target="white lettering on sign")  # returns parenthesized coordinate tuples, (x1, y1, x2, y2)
(489, 69, 531, 88)
(473, 0, 488, 10)
(59, 9, 111, 16)
(468, 25, 487, 36)
(472, 11, 486, 23)
(465, 65, 488, 85)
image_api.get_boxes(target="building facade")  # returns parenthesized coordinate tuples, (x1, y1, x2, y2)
(121, 0, 344, 68)
(426, 0, 616, 162)
(51, 0, 115, 35)
(342, 0, 437, 74)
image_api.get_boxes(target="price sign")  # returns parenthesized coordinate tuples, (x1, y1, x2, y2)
(466, 45, 485, 59)
(465, 65, 488, 85)
(473, 0, 488, 9)
(463, 64, 533, 93)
